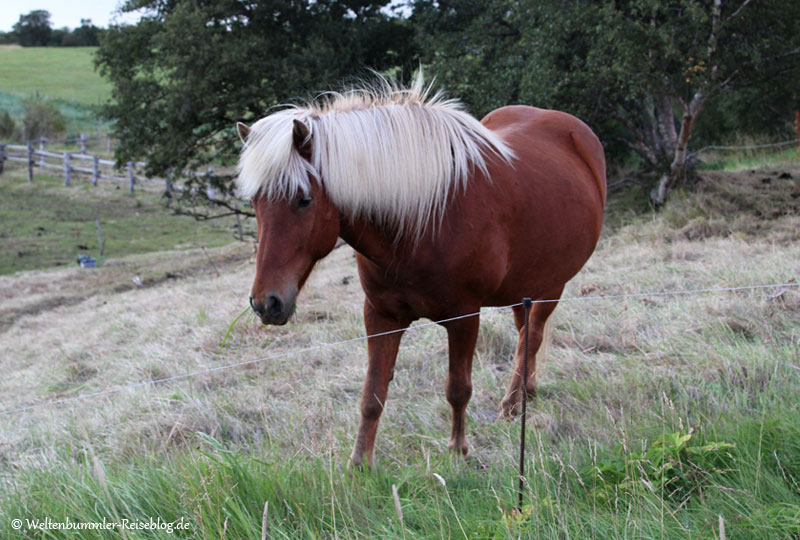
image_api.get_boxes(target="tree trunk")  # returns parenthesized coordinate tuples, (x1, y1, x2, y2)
(650, 0, 720, 206)
(650, 91, 706, 205)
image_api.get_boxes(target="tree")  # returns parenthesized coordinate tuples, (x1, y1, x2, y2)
(414, 0, 800, 204)
(96, 0, 419, 199)
(536, 0, 800, 204)
(69, 19, 101, 46)
(13, 10, 52, 47)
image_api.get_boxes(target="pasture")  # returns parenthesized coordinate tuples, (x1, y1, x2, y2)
(0, 46, 110, 139)
(0, 160, 798, 538)
(0, 171, 243, 276)
(0, 46, 110, 105)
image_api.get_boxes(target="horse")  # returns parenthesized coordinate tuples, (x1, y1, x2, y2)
(235, 75, 606, 469)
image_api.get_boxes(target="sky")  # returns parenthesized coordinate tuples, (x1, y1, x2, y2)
(1, 0, 144, 32)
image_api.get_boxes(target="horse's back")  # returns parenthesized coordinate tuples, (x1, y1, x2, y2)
(477, 105, 607, 302)
(483, 105, 606, 205)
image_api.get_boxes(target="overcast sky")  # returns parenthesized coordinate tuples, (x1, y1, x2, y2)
(1, 1, 144, 32)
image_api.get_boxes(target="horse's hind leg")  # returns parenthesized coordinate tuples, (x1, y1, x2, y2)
(499, 296, 559, 418)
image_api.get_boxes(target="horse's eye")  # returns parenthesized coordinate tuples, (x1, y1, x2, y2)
(298, 196, 313, 208)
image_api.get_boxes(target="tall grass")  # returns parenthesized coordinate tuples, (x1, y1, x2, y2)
(3, 408, 799, 539)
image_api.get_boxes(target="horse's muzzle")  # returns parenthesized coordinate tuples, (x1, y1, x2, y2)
(249, 292, 295, 325)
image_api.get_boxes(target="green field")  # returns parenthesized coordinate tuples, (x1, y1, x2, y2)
(0, 166, 248, 275)
(0, 46, 110, 105)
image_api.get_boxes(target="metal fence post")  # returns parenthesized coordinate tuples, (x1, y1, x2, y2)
(92, 155, 99, 186)
(39, 137, 46, 167)
(64, 153, 72, 186)
(0, 143, 5, 175)
(27, 141, 33, 182)
(128, 161, 135, 194)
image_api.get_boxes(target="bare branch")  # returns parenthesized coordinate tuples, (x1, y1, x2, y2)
(726, 0, 753, 22)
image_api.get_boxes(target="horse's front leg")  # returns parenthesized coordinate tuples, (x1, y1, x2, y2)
(442, 315, 480, 457)
(349, 301, 409, 471)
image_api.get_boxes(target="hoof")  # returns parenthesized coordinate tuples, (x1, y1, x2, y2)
(347, 449, 373, 477)
(498, 394, 520, 419)
(448, 439, 469, 458)
(347, 458, 371, 477)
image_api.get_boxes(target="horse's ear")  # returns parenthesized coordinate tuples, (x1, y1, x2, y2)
(292, 119, 312, 159)
(236, 122, 250, 143)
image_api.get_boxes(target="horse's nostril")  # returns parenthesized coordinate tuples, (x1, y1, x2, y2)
(266, 295, 284, 318)
(250, 295, 266, 316)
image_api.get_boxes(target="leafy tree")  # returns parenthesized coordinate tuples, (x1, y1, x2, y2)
(414, 0, 800, 204)
(412, 0, 527, 116)
(50, 27, 69, 47)
(13, 10, 52, 47)
(0, 31, 19, 45)
(69, 19, 101, 46)
(96, 0, 419, 199)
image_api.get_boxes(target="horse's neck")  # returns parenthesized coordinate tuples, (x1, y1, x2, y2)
(338, 216, 410, 272)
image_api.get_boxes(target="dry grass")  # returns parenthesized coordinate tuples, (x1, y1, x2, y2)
(0, 167, 798, 484)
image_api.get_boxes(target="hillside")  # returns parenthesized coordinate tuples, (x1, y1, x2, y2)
(1, 164, 798, 538)
(0, 46, 110, 105)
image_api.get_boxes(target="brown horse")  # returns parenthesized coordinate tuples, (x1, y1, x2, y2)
(236, 76, 605, 469)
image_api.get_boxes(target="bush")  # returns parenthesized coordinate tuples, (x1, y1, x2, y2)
(0, 110, 16, 139)
(22, 99, 65, 140)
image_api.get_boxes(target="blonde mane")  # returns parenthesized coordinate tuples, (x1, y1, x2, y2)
(236, 74, 515, 238)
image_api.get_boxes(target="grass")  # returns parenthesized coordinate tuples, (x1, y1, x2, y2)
(0, 165, 246, 275)
(0, 47, 110, 105)
(699, 141, 800, 172)
(4, 413, 800, 539)
(0, 162, 798, 538)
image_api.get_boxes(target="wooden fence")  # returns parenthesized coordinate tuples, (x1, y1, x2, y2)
(0, 141, 219, 197)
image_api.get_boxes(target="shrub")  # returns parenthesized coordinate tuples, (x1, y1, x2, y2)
(0, 109, 16, 139)
(22, 99, 65, 140)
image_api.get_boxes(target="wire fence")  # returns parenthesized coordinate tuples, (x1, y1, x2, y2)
(695, 137, 799, 154)
(1, 281, 796, 418)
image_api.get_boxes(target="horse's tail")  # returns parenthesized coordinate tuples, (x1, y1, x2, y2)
(570, 128, 607, 206)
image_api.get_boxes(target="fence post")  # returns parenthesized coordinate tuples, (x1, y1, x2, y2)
(64, 152, 72, 186)
(92, 155, 99, 186)
(27, 141, 34, 182)
(39, 137, 47, 167)
(80, 133, 87, 153)
(165, 167, 173, 197)
(207, 167, 216, 207)
(0, 143, 5, 175)
(128, 161, 135, 194)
